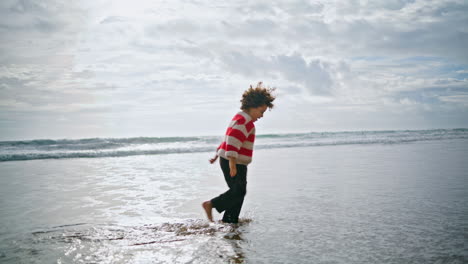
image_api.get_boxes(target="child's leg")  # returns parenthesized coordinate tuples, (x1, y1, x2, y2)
(220, 165, 247, 223)
(211, 158, 247, 215)
(211, 179, 244, 213)
(222, 197, 245, 223)
(206, 158, 247, 221)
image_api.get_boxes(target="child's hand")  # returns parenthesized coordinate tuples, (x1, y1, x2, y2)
(230, 166, 237, 177)
(228, 156, 237, 177)
(209, 155, 218, 164)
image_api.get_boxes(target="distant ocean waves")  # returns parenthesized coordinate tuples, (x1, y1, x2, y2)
(1, 129, 467, 162)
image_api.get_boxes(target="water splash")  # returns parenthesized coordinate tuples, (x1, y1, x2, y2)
(23, 219, 253, 263)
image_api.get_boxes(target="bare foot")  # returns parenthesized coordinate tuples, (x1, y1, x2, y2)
(202, 201, 214, 222)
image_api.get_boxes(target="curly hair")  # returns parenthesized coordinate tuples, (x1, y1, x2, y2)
(240, 82, 276, 110)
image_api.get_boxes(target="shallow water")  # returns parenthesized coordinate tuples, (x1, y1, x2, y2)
(0, 139, 467, 263)
(244, 140, 468, 263)
(23, 220, 250, 263)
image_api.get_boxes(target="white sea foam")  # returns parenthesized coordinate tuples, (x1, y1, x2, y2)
(0, 129, 467, 162)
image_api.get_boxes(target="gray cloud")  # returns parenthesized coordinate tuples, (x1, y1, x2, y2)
(219, 52, 334, 95)
(275, 54, 333, 95)
(0, 0, 467, 140)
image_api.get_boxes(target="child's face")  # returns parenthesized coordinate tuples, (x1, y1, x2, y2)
(249, 105, 268, 122)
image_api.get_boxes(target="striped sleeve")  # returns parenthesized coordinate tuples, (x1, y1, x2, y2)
(224, 121, 248, 159)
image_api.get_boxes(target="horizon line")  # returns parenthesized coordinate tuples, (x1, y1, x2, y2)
(1, 127, 467, 143)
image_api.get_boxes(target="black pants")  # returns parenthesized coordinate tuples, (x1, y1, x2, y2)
(210, 157, 247, 224)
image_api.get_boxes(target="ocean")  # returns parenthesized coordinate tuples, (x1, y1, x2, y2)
(1, 129, 467, 162)
(0, 129, 467, 263)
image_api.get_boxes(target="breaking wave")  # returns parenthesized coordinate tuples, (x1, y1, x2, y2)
(1, 129, 467, 162)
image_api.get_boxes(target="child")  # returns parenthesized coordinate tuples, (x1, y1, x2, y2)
(202, 82, 276, 223)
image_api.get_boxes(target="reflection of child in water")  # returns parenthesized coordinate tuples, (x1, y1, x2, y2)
(203, 82, 276, 223)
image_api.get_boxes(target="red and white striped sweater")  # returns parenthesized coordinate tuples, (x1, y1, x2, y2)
(217, 111, 256, 165)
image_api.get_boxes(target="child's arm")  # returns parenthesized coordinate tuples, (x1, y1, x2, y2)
(208, 155, 236, 177)
(209, 155, 218, 164)
(209, 142, 223, 164)
(228, 156, 237, 177)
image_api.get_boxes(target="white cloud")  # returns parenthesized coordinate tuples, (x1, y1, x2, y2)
(0, 0, 467, 140)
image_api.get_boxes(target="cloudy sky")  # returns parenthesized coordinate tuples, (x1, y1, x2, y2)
(1, 0, 467, 140)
